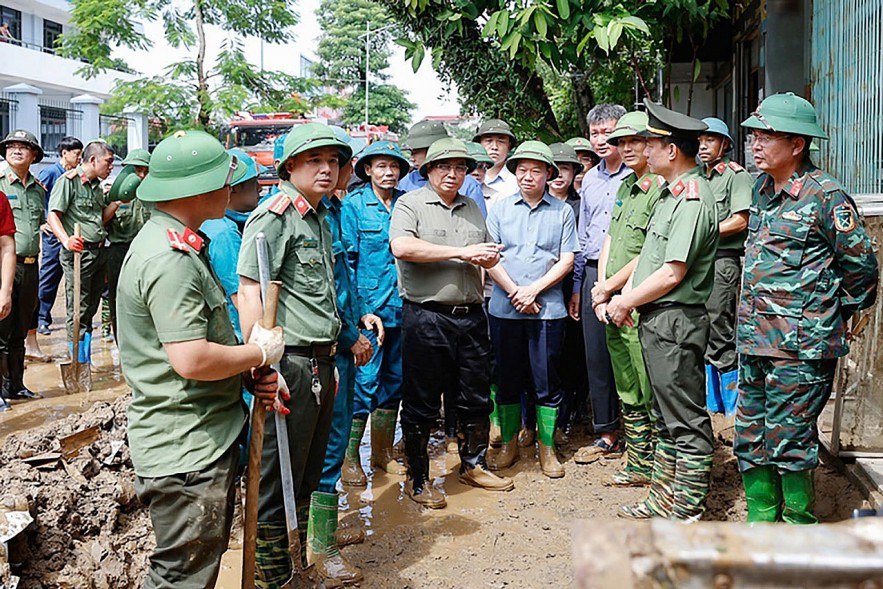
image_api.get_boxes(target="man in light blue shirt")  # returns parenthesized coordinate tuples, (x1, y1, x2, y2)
(485, 141, 578, 480)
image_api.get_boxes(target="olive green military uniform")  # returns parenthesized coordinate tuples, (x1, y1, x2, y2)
(119, 130, 249, 588)
(48, 165, 112, 342)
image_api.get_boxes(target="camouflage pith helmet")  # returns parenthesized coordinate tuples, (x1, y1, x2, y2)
(276, 123, 353, 178)
(418, 138, 476, 177)
(122, 148, 151, 167)
(700, 117, 734, 148)
(741, 92, 828, 139)
(227, 148, 267, 186)
(354, 141, 410, 181)
(505, 140, 559, 180)
(606, 111, 650, 146)
(137, 130, 246, 202)
(566, 137, 594, 154)
(473, 119, 517, 145)
(0, 130, 44, 163)
(406, 120, 449, 151)
(108, 166, 141, 202)
(549, 142, 584, 175)
(465, 142, 494, 166)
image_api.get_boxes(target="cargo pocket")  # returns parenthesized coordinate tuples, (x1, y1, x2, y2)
(765, 220, 810, 267)
(295, 248, 325, 290)
(754, 291, 803, 351)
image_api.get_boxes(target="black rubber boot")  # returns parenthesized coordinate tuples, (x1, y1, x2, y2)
(0, 353, 11, 411)
(458, 420, 514, 491)
(403, 423, 445, 508)
(7, 348, 40, 400)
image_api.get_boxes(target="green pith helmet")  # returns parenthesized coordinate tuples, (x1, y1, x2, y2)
(505, 140, 559, 180)
(641, 99, 707, 139)
(122, 148, 151, 167)
(418, 138, 477, 177)
(354, 141, 410, 181)
(549, 142, 584, 175)
(607, 111, 650, 146)
(406, 120, 449, 151)
(276, 123, 353, 178)
(566, 137, 594, 154)
(109, 166, 141, 202)
(741, 92, 828, 139)
(0, 130, 44, 163)
(473, 119, 517, 144)
(466, 142, 494, 166)
(137, 130, 246, 202)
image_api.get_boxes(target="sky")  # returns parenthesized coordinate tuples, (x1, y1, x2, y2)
(114, 0, 460, 124)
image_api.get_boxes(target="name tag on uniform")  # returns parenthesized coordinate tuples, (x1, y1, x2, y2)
(781, 211, 801, 222)
(302, 238, 319, 248)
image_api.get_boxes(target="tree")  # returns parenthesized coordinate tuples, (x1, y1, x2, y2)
(59, 0, 309, 130)
(342, 85, 416, 134)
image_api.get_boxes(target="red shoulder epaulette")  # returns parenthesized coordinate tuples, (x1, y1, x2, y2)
(656, 175, 665, 187)
(684, 180, 700, 200)
(714, 162, 727, 174)
(789, 179, 803, 197)
(182, 227, 204, 251)
(167, 229, 190, 252)
(639, 176, 653, 192)
(34, 178, 47, 192)
(728, 161, 745, 172)
(670, 180, 686, 197)
(268, 194, 292, 215)
(292, 194, 312, 218)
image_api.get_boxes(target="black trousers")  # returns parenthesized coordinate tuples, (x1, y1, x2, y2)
(580, 264, 619, 433)
(490, 316, 565, 409)
(400, 300, 493, 427)
(0, 262, 38, 356)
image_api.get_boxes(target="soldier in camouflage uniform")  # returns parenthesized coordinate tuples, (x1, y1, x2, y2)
(738, 93, 878, 524)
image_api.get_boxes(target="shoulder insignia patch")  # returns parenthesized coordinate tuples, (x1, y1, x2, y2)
(833, 203, 857, 233)
(268, 194, 292, 215)
(670, 180, 685, 197)
(6, 173, 15, 183)
(715, 162, 727, 174)
(167, 229, 190, 252)
(182, 227, 204, 251)
(789, 179, 803, 197)
(728, 161, 744, 172)
(684, 180, 700, 200)
(34, 178, 47, 192)
(640, 176, 653, 192)
(292, 194, 312, 218)
(64, 169, 79, 180)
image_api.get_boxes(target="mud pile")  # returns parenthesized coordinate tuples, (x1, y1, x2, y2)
(0, 394, 151, 588)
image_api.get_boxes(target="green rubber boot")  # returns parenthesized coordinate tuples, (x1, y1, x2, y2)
(608, 409, 653, 487)
(742, 465, 781, 523)
(489, 385, 502, 447)
(536, 406, 564, 478)
(371, 408, 407, 475)
(670, 452, 715, 521)
(308, 492, 363, 585)
(341, 417, 367, 487)
(619, 436, 677, 519)
(782, 470, 818, 524)
(255, 522, 291, 589)
(487, 403, 521, 471)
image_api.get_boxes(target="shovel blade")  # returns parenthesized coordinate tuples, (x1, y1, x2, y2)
(60, 363, 80, 394)
(77, 365, 93, 392)
(282, 533, 324, 589)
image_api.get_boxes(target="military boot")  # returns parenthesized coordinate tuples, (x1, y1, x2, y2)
(487, 403, 520, 471)
(670, 452, 714, 521)
(488, 384, 502, 447)
(403, 423, 446, 509)
(743, 465, 781, 523)
(340, 418, 367, 487)
(536, 406, 564, 478)
(308, 491, 363, 586)
(619, 437, 677, 519)
(607, 410, 653, 487)
(255, 522, 292, 589)
(458, 420, 515, 491)
(370, 408, 407, 475)
(781, 470, 818, 524)
(7, 348, 40, 400)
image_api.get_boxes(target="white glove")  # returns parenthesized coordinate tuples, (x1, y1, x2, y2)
(248, 323, 284, 367)
(274, 371, 290, 413)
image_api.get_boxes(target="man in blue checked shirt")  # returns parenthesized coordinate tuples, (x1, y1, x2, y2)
(484, 141, 579, 480)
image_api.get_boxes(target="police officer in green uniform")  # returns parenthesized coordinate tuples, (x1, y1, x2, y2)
(47, 139, 116, 362)
(737, 93, 878, 523)
(0, 130, 46, 401)
(605, 100, 719, 521)
(237, 123, 351, 587)
(105, 148, 151, 340)
(118, 130, 285, 589)
(697, 118, 753, 412)
(591, 112, 664, 487)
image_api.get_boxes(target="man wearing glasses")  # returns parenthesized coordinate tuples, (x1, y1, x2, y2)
(390, 137, 514, 509)
(736, 93, 878, 524)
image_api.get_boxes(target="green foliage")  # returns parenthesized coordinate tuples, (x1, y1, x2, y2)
(341, 85, 416, 134)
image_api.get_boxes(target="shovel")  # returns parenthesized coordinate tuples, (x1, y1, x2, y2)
(60, 224, 92, 394)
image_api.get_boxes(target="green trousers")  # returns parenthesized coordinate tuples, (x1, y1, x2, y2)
(605, 319, 652, 411)
(135, 443, 239, 589)
(705, 256, 740, 373)
(60, 246, 107, 341)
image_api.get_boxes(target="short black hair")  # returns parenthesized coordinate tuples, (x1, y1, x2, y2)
(82, 140, 113, 162)
(56, 136, 83, 156)
(664, 136, 700, 158)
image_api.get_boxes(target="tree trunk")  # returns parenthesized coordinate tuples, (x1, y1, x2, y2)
(571, 67, 594, 137)
(194, 0, 211, 128)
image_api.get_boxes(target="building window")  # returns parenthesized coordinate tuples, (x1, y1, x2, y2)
(40, 107, 67, 153)
(43, 20, 62, 53)
(0, 101, 10, 139)
(0, 6, 21, 43)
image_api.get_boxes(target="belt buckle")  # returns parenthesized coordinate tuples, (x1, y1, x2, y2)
(24, 257, 35, 264)
(451, 305, 469, 316)
(329, 343, 337, 356)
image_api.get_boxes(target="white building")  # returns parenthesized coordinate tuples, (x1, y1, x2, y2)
(0, 0, 146, 162)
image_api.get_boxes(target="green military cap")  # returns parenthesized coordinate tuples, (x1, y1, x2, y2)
(505, 140, 559, 180)
(641, 99, 708, 139)
(566, 137, 595, 154)
(276, 123, 353, 178)
(741, 92, 828, 139)
(137, 130, 247, 203)
(406, 120, 449, 151)
(607, 111, 650, 146)
(0, 129, 44, 163)
(418, 138, 476, 177)
(472, 119, 517, 144)
(465, 142, 494, 166)
(109, 166, 141, 202)
(122, 148, 151, 167)
(354, 141, 410, 181)
(549, 142, 584, 175)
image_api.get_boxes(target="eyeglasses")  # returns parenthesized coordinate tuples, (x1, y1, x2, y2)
(475, 163, 490, 171)
(750, 133, 793, 147)
(434, 163, 469, 175)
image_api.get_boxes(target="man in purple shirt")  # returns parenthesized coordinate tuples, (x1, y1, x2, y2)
(568, 104, 632, 463)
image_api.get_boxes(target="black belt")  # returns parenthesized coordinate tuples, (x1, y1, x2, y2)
(415, 301, 483, 316)
(585, 259, 599, 268)
(637, 302, 705, 315)
(715, 248, 743, 259)
(16, 255, 37, 265)
(83, 241, 104, 250)
(284, 343, 337, 358)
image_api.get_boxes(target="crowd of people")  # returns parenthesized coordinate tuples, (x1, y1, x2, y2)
(0, 90, 877, 589)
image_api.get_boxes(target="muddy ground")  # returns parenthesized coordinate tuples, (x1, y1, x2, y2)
(0, 323, 869, 588)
